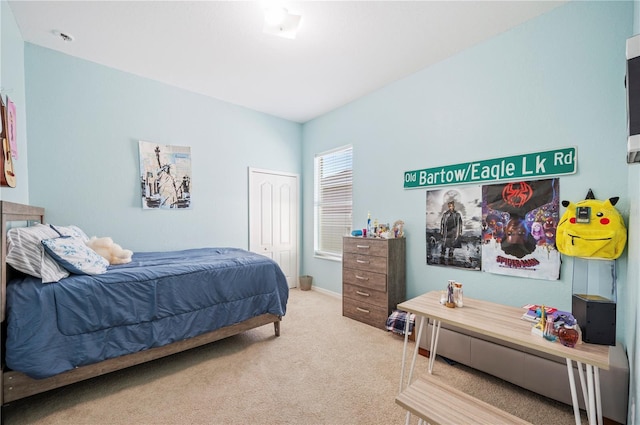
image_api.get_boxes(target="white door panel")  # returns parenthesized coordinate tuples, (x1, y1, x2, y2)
(249, 168, 299, 288)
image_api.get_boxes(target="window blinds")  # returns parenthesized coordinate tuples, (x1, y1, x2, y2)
(314, 146, 353, 258)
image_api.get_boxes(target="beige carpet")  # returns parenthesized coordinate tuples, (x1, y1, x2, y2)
(3, 288, 584, 424)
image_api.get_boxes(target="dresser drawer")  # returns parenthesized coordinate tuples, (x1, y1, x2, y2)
(342, 268, 387, 293)
(343, 282, 387, 307)
(343, 237, 388, 257)
(343, 252, 387, 275)
(342, 297, 389, 329)
(342, 236, 405, 331)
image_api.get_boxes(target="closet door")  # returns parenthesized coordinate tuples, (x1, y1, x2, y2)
(249, 168, 299, 288)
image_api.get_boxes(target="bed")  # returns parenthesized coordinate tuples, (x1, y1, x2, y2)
(0, 201, 288, 404)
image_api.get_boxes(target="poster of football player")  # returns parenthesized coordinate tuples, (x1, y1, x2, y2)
(426, 186, 482, 270)
(481, 178, 560, 280)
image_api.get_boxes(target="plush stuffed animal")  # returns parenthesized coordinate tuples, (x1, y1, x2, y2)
(85, 236, 133, 265)
(556, 189, 627, 260)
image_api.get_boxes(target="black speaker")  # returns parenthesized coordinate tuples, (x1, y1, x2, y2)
(572, 294, 616, 346)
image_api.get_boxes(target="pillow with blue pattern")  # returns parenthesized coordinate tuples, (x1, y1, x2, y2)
(41, 237, 109, 275)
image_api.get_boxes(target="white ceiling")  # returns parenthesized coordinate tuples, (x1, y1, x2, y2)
(8, 1, 565, 123)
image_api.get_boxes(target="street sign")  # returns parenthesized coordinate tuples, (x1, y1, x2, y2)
(403, 147, 576, 189)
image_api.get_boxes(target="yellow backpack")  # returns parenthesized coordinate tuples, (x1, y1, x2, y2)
(556, 190, 627, 259)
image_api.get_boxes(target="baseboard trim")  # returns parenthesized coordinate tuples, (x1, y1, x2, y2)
(308, 286, 341, 299)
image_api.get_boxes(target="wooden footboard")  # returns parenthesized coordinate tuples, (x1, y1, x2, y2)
(3, 313, 281, 404)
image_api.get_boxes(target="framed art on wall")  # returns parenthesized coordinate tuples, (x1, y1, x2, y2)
(139, 140, 192, 209)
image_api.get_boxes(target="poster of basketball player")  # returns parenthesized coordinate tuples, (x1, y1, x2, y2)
(426, 186, 482, 270)
(481, 178, 560, 280)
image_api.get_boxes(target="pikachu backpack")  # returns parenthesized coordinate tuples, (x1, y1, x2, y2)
(556, 189, 627, 259)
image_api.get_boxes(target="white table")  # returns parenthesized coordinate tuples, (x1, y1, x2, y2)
(398, 291, 610, 425)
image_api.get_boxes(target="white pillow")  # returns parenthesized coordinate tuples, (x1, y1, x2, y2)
(41, 237, 109, 275)
(6, 224, 70, 283)
(48, 224, 90, 242)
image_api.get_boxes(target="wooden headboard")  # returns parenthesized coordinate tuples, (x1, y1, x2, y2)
(1, 201, 45, 323)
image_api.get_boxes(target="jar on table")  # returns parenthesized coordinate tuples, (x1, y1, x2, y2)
(558, 325, 579, 348)
(439, 290, 447, 305)
(453, 283, 464, 307)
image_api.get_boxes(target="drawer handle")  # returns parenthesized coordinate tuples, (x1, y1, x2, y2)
(355, 274, 369, 281)
(356, 307, 370, 314)
(356, 245, 370, 249)
(356, 290, 370, 297)
(356, 259, 370, 264)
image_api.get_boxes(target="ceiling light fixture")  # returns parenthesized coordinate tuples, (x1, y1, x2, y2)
(264, 7, 287, 27)
(263, 7, 302, 40)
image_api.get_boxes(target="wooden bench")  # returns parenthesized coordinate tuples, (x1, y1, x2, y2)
(396, 375, 532, 425)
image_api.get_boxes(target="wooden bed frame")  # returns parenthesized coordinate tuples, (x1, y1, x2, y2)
(0, 201, 281, 405)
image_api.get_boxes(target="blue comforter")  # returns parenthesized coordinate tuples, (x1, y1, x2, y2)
(5, 248, 289, 379)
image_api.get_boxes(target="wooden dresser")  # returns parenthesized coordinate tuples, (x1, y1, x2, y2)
(342, 236, 406, 330)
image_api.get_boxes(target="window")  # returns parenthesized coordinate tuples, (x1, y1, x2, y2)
(314, 145, 353, 259)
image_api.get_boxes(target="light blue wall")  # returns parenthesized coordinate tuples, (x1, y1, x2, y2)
(304, 0, 631, 310)
(0, 0, 29, 204)
(302, 1, 634, 421)
(23, 44, 302, 252)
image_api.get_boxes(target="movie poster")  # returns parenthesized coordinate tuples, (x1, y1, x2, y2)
(481, 178, 560, 280)
(139, 140, 192, 209)
(426, 186, 482, 270)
